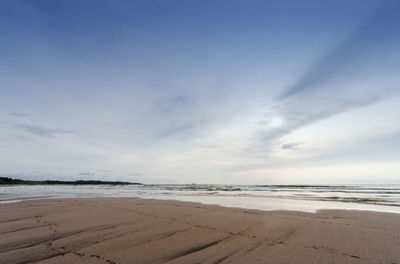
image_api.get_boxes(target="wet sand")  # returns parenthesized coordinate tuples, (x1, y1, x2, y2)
(1, 198, 399, 264)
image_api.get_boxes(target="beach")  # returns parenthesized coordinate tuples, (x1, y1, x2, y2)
(1, 198, 399, 264)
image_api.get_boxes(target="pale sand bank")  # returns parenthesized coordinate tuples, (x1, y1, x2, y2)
(0, 198, 399, 264)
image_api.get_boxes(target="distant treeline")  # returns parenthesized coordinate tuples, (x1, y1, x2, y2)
(0, 177, 141, 185)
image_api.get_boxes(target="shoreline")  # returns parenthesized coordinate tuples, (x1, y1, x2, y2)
(1, 184, 399, 214)
(1, 197, 400, 263)
(2, 194, 400, 215)
(4, 195, 400, 215)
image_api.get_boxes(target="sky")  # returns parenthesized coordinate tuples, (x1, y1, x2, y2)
(1, 0, 399, 184)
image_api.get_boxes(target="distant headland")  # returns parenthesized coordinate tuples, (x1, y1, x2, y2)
(0, 177, 142, 185)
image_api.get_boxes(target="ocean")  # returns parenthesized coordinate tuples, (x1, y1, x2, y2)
(1, 184, 400, 213)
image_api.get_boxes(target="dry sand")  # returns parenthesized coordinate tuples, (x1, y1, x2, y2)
(1, 198, 399, 264)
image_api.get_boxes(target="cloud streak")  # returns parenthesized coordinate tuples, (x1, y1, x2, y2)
(281, 142, 301, 150)
(17, 124, 74, 138)
(253, 0, 400, 155)
(9, 112, 29, 117)
(278, 0, 400, 100)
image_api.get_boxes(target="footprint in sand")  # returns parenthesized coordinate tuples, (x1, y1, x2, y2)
(89, 254, 117, 264)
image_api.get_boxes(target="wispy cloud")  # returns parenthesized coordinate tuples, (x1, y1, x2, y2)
(254, 1, 400, 154)
(281, 142, 301, 150)
(158, 124, 194, 138)
(154, 95, 189, 113)
(254, 92, 383, 155)
(17, 124, 74, 138)
(278, 0, 400, 100)
(9, 112, 29, 117)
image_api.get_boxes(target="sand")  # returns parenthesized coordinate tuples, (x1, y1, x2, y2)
(1, 198, 399, 264)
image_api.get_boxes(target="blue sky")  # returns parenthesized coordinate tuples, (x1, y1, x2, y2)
(1, 0, 399, 184)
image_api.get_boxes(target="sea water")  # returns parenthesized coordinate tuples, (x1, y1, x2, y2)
(1, 184, 400, 213)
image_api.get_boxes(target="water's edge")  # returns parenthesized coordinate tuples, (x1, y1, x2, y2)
(1, 184, 400, 214)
